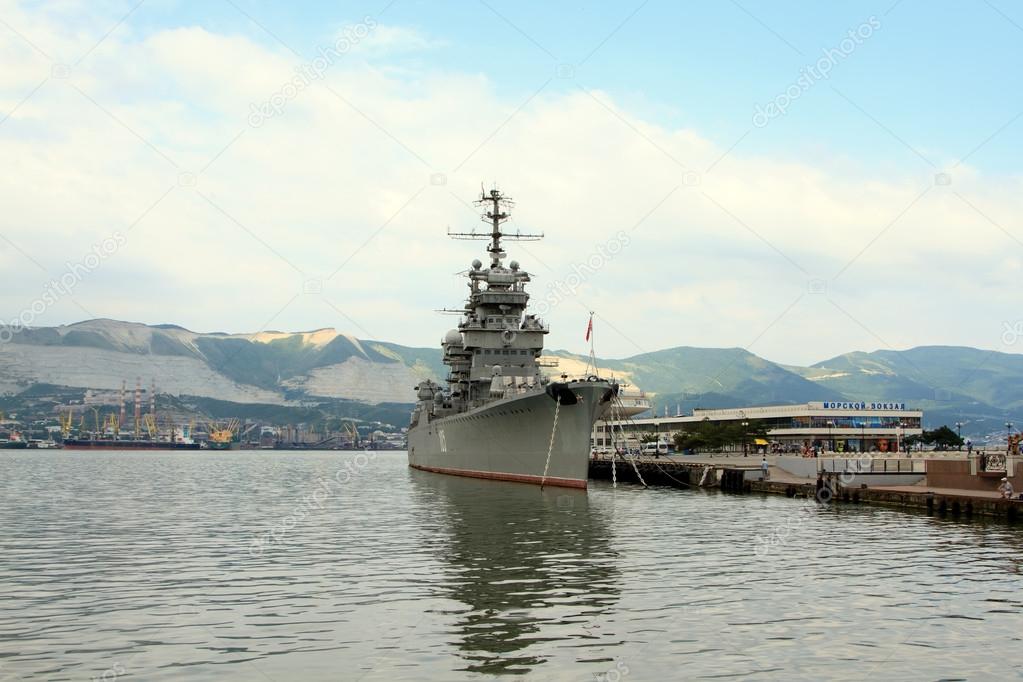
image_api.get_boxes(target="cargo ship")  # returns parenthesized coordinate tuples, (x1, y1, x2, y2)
(62, 438, 202, 450)
(62, 415, 202, 450)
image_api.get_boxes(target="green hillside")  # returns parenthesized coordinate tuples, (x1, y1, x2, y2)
(794, 346, 1023, 435)
(550, 344, 1023, 435)
(6, 320, 1023, 438)
(550, 346, 838, 409)
(807, 346, 1023, 410)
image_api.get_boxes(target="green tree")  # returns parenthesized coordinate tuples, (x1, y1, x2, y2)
(920, 425, 964, 449)
(672, 419, 768, 452)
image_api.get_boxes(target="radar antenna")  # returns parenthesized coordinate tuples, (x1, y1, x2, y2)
(447, 187, 543, 267)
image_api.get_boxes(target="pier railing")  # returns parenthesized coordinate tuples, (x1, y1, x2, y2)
(977, 453, 1006, 472)
(590, 452, 927, 473)
(814, 457, 925, 474)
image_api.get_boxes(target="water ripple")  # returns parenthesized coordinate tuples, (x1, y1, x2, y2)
(1, 450, 1022, 679)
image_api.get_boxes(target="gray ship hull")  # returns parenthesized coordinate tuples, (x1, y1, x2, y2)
(407, 381, 609, 488)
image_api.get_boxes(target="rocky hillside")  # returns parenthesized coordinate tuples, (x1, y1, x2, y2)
(2, 320, 1020, 436)
(0, 319, 442, 405)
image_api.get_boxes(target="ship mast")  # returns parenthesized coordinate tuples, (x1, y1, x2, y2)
(447, 187, 543, 263)
(484, 188, 508, 267)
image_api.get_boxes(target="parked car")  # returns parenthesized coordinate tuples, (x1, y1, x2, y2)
(641, 442, 672, 457)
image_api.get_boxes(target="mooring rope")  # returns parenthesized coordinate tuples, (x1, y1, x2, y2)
(625, 448, 648, 488)
(606, 394, 647, 488)
(608, 394, 706, 489)
(648, 456, 693, 488)
(540, 395, 561, 490)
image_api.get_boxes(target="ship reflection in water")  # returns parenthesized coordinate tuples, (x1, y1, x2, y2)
(408, 469, 620, 675)
(3, 451, 1021, 680)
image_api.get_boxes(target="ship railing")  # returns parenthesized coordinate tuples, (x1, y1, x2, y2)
(562, 373, 610, 382)
(505, 381, 541, 395)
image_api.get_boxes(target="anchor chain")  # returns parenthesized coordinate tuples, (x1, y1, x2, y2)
(540, 395, 561, 490)
(608, 395, 619, 488)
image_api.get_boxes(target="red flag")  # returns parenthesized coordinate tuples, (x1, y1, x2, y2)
(585, 316, 593, 341)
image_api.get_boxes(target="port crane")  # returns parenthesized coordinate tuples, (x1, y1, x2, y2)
(206, 418, 239, 447)
(344, 421, 360, 448)
(59, 410, 74, 439)
(142, 413, 157, 440)
(103, 413, 119, 436)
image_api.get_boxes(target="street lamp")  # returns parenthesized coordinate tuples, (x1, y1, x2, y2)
(860, 420, 866, 454)
(826, 420, 834, 453)
(741, 420, 749, 457)
(897, 421, 904, 454)
(1007, 422, 1014, 454)
(954, 421, 963, 451)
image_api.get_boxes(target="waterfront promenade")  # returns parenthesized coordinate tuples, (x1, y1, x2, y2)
(590, 450, 1023, 519)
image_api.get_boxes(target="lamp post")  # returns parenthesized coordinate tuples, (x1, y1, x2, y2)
(741, 420, 749, 457)
(826, 420, 834, 454)
(954, 421, 963, 450)
(896, 421, 904, 455)
(860, 420, 866, 454)
(1007, 422, 1014, 454)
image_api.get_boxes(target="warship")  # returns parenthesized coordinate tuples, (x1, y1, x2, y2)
(408, 188, 616, 489)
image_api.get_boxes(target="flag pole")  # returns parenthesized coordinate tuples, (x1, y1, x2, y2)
(585, 311, 597, 376)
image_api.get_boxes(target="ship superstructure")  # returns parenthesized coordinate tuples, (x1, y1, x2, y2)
(408, 188, 616, 488)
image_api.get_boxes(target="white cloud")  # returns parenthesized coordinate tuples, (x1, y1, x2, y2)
(353, 24, 445, 54)
(0, 3, 1020, 367)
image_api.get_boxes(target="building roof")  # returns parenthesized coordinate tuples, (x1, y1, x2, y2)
(628, 402, 923, 426)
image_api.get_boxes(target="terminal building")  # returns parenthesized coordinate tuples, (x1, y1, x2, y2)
(595, 401, 924, 454)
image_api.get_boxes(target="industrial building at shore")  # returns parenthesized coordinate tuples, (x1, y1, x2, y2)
(596, 401, 924, 453)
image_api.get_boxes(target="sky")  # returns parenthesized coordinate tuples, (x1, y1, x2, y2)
(0, 0, 1021, 366)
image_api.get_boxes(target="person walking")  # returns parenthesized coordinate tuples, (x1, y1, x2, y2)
(761, 456, 770, 481)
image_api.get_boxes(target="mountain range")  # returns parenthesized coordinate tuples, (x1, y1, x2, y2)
(1, 319, 1020, 436)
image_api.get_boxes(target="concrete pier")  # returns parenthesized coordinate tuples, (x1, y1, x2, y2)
(589, 453, 1023, 521)
(588, 453, 761, 491)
